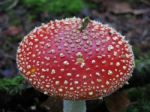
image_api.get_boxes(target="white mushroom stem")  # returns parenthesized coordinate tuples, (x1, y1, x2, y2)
(63, 100, 86, 112)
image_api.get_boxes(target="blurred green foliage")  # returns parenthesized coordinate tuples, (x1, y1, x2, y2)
(0, 75, 24, 95)
(128, 47, 150, 112)
(127, 85, 150, 112)
(47, 0, 85, 15)
(21, 0, 86, 15)
(135, 57, 150, 75)
(0, 0, 19, 11)
(134, 47, 150, 76)
(128, 99, 150, 112)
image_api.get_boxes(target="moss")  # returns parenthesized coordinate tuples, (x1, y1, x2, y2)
(127, 99, 150, 112)
(21, 0, 86, 15)
(127, 85, 150, 112)
(135, 56, 150, 76)
(22, 0, 47, 7)
(132, 47, 150, 76)
(0, 75, 24, 95)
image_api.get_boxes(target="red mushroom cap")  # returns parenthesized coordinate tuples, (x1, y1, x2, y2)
(17, 17, 134, 100)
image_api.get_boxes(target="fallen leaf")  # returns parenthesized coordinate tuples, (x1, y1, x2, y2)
(4, 26, 21, 36)
(132, 9, 150, 15)
(41, 97, 63, 112)
(105, 91, 130, 112)
(104, 1, 150, 15)
(107, 2, 133, 14)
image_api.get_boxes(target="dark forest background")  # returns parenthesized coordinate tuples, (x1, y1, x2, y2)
(0, 0, 150, 112)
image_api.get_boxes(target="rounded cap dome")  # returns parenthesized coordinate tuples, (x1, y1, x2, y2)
(17, 17, 134, 100)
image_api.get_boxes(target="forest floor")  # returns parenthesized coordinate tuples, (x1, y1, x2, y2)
(0, 0, 150, 112)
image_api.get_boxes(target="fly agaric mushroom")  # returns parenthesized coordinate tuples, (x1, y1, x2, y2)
(17, 17, 134, 112)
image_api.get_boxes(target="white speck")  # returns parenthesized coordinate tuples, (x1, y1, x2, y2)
(44, 91, 48, 95)
(102, 69, 105, 72)
(51, 69, 56, 74)
(89, 91, 93, 96)
(83, 82, 87, 85)
(45, 85, 50, 88)
(113, 36, 118, 40)
(106, 36, 110, 41)
(55, 81, 60, 85)
(102, 60, 106, 64)
(92, 60, 96, 64)
(113, 51, 118, 56)
(98, 97, 103, 100)
(76, 52, 83, 57)
(74, 81, 79, 84)
(66, 73, 72, 76)
(30, 105, 36, 110)
(120, 72, 123, 75)
(110, 29, 115, 34)
(64, 43, 68, 47)
(29, 42, 33, 46)
(54, 60, 58, 64)
(58, 88, 63, 92)
(40, 34, 44, 37)
(32, 54, 36, 58)
(40, 75, 45, 79)
(76, 74, 80, 77)
(97, 56, 102, 59)
(70, 87, 74, 90)
(35, 45, 38, 48)
(108, 45, 114, 51)
(125, 82, 129, 85)
(96, 41, 100, 46)
(72, 68, 76, 70)
(58, 76, 62, 79)
(60, 53, 65, 57)
(86, 68, 90, 71)
(48, 49, 55, 54)
(91, 81, 94, 84)
(106, 81, 110, 85)
(27, 65, 31, 69)
(64, 80, 68, 85)
(101, 85, 104, 88)
(86, 40, 92, 46)
(45, 43, 51, 48)
(123, 66, 127, 70)
(118, 41, 122, 45)
(103, 89, 107, 93)
(110, 62, 114, 65)
(116, 62, 120, 66)
(29, 78, 32, 81)
(44, 56, 50, 60)
(96, 48, 100, 52)
(83, 75, 87, 79)
(82, 36, 88, 40)
(60, 68, 65, 72)
(95, 72, 100, 76)
(76, 39, 81, 43)
(42, 68, 49, 72)
(108, 70, 113, 75)
(80, 63, 85, 68)
(63, 61, 69, 65)
(116, 75, 119, 78)
(97, 79, 102, 83)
